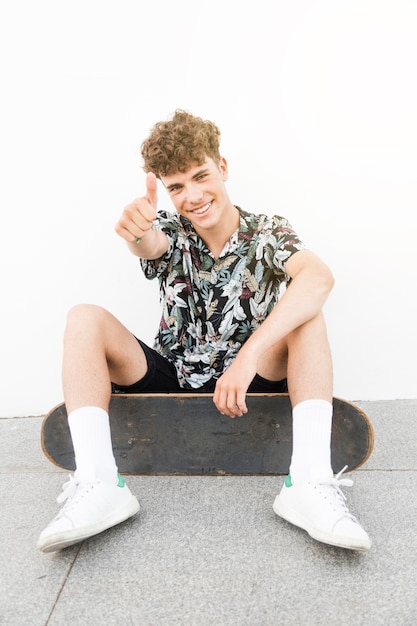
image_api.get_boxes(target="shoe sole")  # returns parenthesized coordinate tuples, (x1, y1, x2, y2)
(273, 496, 371, 552)
(38, 497, 140, 553)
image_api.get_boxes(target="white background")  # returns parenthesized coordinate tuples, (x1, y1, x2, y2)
(1, 0, 416, 416)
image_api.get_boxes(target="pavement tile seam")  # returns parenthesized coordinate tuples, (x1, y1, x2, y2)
(2, 402, 416, 626)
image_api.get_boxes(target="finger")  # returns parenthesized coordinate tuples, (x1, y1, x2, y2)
(123, 194, 155, 230)
(115, 203, 150, 243)
(226, 393, 241, 418)
(221, 390, 240, 419)
(213, 385, 229, 417)
(115, 222, 136, 242)
(146, 172, 158, 209)
(235, 390, 248, 415)
(214, 379, 242, 418)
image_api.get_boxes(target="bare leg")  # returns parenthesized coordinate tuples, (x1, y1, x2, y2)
(62, 304, 148, 413)
(38, 304, 143, 552)
(286, 312, 333, 405)
(59, 304, 149, 484)
(257, 312, 333, 405)
(258, 312, 334, 481)
(269, 315, 371, 550)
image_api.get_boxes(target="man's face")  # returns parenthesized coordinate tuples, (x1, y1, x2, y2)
(161, 157, 234, 232)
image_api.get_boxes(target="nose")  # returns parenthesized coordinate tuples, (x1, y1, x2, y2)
(185, 182, 204, 204)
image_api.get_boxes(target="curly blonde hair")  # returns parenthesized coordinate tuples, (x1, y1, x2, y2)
(141, 109, 221, 177)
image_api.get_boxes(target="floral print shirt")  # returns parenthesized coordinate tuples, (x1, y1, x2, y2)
(140, 207, 305, 389)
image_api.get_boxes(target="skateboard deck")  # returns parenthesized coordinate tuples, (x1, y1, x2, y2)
(41, 393, 374, 476)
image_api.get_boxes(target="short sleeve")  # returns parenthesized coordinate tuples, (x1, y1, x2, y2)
(270, 215, 306, 272)
(139, 210, 179, 280)
(252, 213, 305, 275)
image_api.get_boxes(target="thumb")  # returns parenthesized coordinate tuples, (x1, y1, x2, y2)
(145, 172, 158, 209)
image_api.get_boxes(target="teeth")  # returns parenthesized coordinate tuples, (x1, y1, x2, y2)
(194, 202, 211, 215)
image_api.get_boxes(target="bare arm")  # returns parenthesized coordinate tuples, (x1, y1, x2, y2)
(213, 249, 334, 416)
(236, 249, 334, 359)
(115, 172, 169, 260)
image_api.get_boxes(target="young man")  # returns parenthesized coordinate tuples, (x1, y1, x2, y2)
(38, 110, 371, 553)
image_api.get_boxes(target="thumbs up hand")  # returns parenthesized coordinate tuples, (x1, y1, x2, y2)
(115, 172, 159, 244)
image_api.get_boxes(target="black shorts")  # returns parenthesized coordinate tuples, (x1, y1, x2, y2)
(111, 337, 288, 395)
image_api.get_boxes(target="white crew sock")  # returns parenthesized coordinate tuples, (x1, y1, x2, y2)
(68, 406, 119, 484)
(289, 399, 333, 484)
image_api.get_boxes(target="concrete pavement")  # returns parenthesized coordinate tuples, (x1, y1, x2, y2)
(1, 399, 416, 625)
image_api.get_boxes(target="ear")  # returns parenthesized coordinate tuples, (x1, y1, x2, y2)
(219, 156, 228, 181)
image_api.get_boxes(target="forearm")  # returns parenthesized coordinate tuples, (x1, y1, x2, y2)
(126, 228, 169, 260)
(237, 264, 334, 365)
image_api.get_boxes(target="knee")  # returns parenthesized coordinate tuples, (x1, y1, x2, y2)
(287, 312, 329, 346)
(64, 304, 109, 337)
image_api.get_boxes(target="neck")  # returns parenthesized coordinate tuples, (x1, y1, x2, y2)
(195, 205, 240, 258)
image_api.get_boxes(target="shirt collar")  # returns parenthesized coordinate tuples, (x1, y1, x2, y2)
(179, 206, 246, 258)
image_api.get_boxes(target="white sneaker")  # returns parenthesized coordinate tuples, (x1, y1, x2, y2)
(273, 467, 371, 551)
(37, 474, 140, 552)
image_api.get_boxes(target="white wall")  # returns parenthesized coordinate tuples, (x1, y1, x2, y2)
(1, 0, 416, 415)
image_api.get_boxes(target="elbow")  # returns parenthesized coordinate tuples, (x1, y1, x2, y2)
(309, 262, 334, 299)
(326, 266, 335, 290)
(320, 265, 335, 297)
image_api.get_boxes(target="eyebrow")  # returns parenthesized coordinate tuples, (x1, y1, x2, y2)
(165, 167, 210, 192)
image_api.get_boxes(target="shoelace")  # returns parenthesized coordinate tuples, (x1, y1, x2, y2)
(329, 465, 354, 491)
(56, 475, 79, 504)
(56, 475, 98, 514)
(317, 466, 357, 520)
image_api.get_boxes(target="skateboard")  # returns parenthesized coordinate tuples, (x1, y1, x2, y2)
(41, 393, 374, 476)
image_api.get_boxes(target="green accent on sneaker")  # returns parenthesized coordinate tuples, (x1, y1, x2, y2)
(285, 474, 293, 488)
(117, 474, 125, 488)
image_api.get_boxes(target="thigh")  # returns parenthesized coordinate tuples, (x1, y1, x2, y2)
(256, 337, 289, 382)
(112, 339, 182, 393)
(65, 304, 149, 387)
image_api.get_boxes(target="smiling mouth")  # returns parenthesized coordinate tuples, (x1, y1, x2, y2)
(191, 201, 212, 216)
